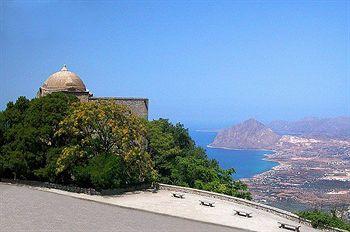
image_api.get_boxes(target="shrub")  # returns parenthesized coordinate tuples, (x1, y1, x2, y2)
(298, 210, 350, 231)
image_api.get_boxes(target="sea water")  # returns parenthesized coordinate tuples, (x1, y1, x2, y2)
(189, 130, 278, 179)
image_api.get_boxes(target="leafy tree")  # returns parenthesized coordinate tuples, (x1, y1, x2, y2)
(298, 210, 350, 231)
(55, 100, 155, 187)
(73, 154, 125, 190)
(1, 95, 251, 199)
(0, 96, 31, 175)
(147, 119, 183, 182)
(0, 151, 29, 180)
(0, 93, 77, 180)
(147, 119, 251, 200)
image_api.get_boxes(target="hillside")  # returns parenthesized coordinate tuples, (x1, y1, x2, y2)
(268, 117, 350, 139)
(210, 119, 281, 149)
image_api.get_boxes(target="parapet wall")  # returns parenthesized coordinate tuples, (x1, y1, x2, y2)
(158, 183, 347, 232)
(0, 179, 151, 196)
(89, 97, 148, 119)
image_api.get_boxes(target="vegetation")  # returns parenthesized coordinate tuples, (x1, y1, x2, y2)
(0, 93, 78, 180)
(147, 119, 251, 199)
(0, 94, 251, 199)
(54, 100, 154, 189)
(298, 210, 350, 231)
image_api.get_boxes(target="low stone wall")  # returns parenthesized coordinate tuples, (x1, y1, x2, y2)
(158, 183, 347, 232)
(100, 183, 152, 195)
(1, 179, 102, 195)
(0, 178, 151, 196)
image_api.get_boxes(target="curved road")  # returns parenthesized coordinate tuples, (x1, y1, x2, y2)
(0, 183, 247, 232)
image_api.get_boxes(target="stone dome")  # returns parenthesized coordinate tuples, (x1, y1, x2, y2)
(41, 65, 86, 92)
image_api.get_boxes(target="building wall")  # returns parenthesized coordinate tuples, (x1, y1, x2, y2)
(37, 88, 90, 102)
(89, 97, 149, 119)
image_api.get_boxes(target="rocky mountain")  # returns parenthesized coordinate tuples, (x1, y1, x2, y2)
(210, 118, 281, 149)
(268, 116, 350, 139)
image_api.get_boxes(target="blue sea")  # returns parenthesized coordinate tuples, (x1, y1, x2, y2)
(189, 130, 278, 179)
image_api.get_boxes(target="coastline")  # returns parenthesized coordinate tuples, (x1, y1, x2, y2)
(248, 154, 283, 179)
(252, 155, 284, 179)
(206, 144, 280, 179)
(206, 144, 274, 152)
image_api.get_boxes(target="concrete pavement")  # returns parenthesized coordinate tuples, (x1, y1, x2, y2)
(0, 183, 246, 232)
(34, 185, 320, 232)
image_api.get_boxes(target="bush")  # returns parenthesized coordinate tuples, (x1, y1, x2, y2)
(298, 210, 350, 231)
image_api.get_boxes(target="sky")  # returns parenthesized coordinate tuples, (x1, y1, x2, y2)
(0, 1, 349, 129)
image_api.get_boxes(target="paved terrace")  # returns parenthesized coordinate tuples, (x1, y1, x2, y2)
(1, 183, 243, 232)
(1, 182, 321, 232)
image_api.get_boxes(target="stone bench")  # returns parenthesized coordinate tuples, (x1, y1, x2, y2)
(234, 209, 252, 218)
(199, 200, 215, 207)
(172, 193, 185, 199)
(278, 222, 301, 232)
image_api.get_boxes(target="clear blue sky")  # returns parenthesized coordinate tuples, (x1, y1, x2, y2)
(1, 1, 349, 129)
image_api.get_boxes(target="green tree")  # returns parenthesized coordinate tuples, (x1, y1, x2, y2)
(0, 93, 78, 180)
(73, 154, 125, 190)
(147, 119, 251, 200)
(55, 100, 155, 188)
(1, 95, 251, 198)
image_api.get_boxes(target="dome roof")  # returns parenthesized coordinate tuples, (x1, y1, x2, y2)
(41, 65, 87, 92)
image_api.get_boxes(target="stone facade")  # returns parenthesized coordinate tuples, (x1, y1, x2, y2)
(37, 89, 91, 102)
(90, 97, 149, 119)
(38, 65, 149, 118)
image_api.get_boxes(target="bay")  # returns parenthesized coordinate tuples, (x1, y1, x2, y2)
(189, 130, 278, 179)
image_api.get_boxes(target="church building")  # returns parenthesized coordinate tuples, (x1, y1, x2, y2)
(37, 65, 149, 118)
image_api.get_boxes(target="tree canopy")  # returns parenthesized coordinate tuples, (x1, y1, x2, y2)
(55, 100, 155, 189)
(0, 95, 251, 199)
(0, 93, 78, 180)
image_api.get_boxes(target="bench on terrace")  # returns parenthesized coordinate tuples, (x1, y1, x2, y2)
(233, 209, 252, 218)
(199, 200, 215, 207)
(278, 222, 301, 232)
(172, 193, 185, 199)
